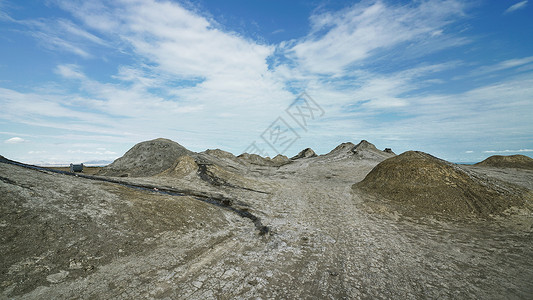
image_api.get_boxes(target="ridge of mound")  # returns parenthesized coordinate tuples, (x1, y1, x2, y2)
(157, 155, 198, 178)
(325, 142, 356, 156)
(353, 140, 378, 151)
(198, 163, 254, 188)
(354, 151, 532, 218)
(237, 153, 271, 166)
(324, 140, 395, 161)
(237, 153, 290, 167)
(291, 148, 317, 160)
(97, 138, 194, 177)
(476, 155, 533, 170)
(272, 154, 290, 165)
(353, 140, 395, 160)
(203, 149, 236, 160)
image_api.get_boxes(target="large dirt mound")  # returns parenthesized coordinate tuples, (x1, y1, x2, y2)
(97, 138, 194, 177)
(476, 155, 533, 170)
(354, 151, 532, 218)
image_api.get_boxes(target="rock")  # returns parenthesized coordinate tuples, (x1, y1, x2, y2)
(46, 270, 69, 283)
(69, 260, 83, 270)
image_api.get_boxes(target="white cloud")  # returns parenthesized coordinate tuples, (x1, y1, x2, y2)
(285, 0, 466, 75)
(8, 16, 109, 58)
(5, 137, 26, 144)
(55, 64, 86, 79)
(465, 150, 474, 153)
(46, 0, 293, 125)
(505, 1, 528, 14)
(458, 56, 533, 79)
(56, 0, 275, 82)
(67, 149, 117, 155)
(28, 150, 46, 154)
(483, 149, 533, 153)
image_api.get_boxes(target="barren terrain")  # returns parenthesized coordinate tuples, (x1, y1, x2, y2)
(1, 139, 532, 299)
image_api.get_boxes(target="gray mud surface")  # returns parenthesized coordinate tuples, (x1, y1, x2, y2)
(1, 144, 532, 299)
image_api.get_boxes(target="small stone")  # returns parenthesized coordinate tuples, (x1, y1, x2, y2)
(85, 265, 95, 271)
(69, 260, 83, 270)
(46, 270, 69, 283)
(248, 279, 259, 286)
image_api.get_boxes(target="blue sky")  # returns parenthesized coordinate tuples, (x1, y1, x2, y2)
(1, 0, 532, 165)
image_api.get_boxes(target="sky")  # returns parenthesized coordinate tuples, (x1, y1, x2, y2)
(0, 0, 532, 165)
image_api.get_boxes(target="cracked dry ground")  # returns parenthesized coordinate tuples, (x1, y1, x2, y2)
(1, 160, 533, 299)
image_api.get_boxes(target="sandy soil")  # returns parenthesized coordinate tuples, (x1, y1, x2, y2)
(1, 149, 532, 299)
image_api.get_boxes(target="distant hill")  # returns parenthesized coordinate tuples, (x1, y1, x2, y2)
(237, 153, 290, 167)
(354, 151, 532, 218)
(475, 155, 533, 170)
(324, 140, 395, 161)
(83, 160, 113, 166)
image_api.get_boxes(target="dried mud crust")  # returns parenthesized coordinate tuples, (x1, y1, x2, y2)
(0, 163, 230, 297)
(2, 143, 533, 299)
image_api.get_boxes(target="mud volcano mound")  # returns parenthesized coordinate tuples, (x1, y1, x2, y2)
(292, 148, 317, 160)
(325, 140, 395, 161)
(476, 155, 533, 170)
(97, 138, 194, 177)
(353, 140, 395, 160)
(354, 151, 532, 217)
(237, 153, 290, 167)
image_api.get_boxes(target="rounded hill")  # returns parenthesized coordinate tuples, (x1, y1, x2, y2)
(97, 138, 194, 177)
(475, 155, 533, 170)
(354, 151, 532, 218)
